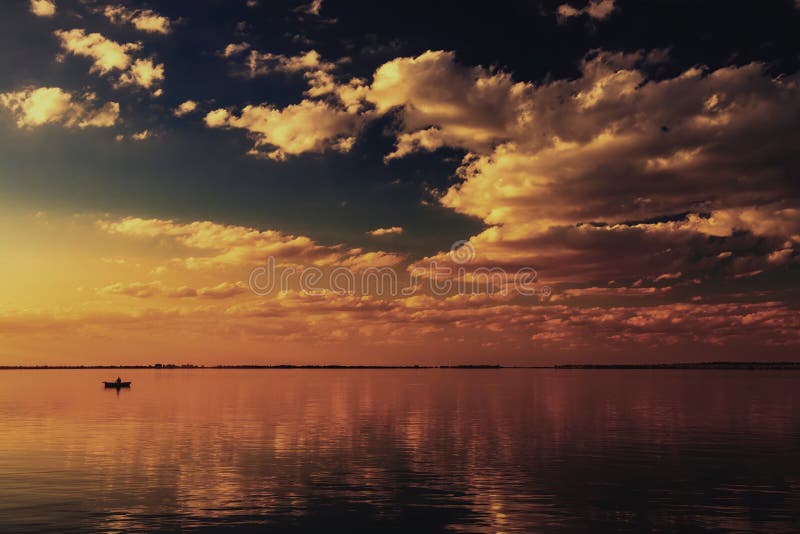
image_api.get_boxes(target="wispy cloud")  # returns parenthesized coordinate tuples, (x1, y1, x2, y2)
(97, 216, 404, 270)
(557, 0, 616, 21)
(103, 5, 172, 34)
(98, 281, 248, 299)
(296, 0, 323, 16)
(368, 227, 404, 236)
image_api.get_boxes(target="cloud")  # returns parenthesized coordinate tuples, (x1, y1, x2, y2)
(209, 45, 800, 259)
(116, 58, 165, 93)
(0, 87, 119, 128)
(97, 216, 404, 270)
(4, 287, 799, 361)
(213, 47, 379, 157)
(224, 48, 343, 101)
(3, 207, 797, 360)
(99, 281, 169, 298)
(363, 50, 534, 156)
(352, 50, 800, 287)
(203, 45, 799, 300)
(553, 285, 673, 301)
(198, 281, 249, 299)
(225, 294, 800, 355)
(368, 226, 404, 236)
(115, 130, 155, 142)
(204, 45, 798, 313)
(557, 0, 616, 21)
(411, 207, 799, 287)
(98, 281, 248, 299)
(131, 129, 151, 141)
(221, 42, 251, 58)
(212, 48, 528, 159)
(204, 100, 361, 160)
(383, 128, 447, 161)
(55, 29, 139, 73)
(54, 29, 165, 95)
(242, 49, 335, 77)
(103, 5, 172, 34)
(173, 100, 199, 117)
(221, 46, 350, 103)
(297, 0, 323, 16)
(30, 0, 55, 17)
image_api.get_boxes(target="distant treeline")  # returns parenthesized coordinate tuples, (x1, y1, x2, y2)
(554, 362, 800, 370)
(0, 364, 504, 370)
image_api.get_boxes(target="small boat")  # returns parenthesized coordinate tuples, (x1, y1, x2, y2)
(104, 381, 131, 388)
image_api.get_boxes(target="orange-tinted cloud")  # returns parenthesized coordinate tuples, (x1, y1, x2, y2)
(54, 29, 165, 95)
(0, 86, 119, 128)
(97, 216, 405, 270)
(204, 100, 361, 160)
(368, 226, 404, 236)
(103, 5, 172, 34)
(29, 0, 55, 17)
(557, 0, 616, 21)
(98, 281, 248, 299)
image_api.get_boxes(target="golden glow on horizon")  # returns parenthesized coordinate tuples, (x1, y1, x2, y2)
(1, 206, 798, 365)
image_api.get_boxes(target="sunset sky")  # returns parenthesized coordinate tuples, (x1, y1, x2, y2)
(1, 0, 799, 365)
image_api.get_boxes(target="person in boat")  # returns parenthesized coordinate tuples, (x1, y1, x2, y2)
(116, 377, 122, 385)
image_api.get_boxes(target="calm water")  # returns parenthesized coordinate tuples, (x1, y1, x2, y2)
(0, 369, 798, 532)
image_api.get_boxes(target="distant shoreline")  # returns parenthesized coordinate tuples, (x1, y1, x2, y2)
(1, 362, 800, 370)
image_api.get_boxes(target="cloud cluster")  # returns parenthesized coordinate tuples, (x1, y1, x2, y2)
(355, 50, 800, 287)
(221, 45, 346, 103)
(99, 281, 248, 299)
(0, 87, 118, 128)
(8, 3, 800, 361)
(115, 129, 155, 142)
(3, 210, 796, 361)
(54, 29, 165, 95)
(201, 44, 800, 316)
(4, 280, 799, 361)
(212, 48, 543, 159)
(103, 5, 172, 34)
(97, 216, 404, 270)
(214, 49, 537, 159)
(243, 49, 334, 77)
(557, 0, 616, 21)
(208, 47, 800, 293)
(208, 47, 361, 158)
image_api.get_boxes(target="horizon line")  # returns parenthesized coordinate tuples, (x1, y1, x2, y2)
(2, 362, 800, 370)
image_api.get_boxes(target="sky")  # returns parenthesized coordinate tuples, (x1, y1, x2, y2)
(1, 0, 799, 365)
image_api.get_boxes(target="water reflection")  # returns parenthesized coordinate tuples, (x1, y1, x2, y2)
(0, 370, 798, 532)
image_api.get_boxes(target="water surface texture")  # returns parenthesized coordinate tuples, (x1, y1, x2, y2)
(1, 369, 798, 532)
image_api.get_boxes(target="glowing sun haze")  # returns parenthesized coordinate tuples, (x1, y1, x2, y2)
(1, 0, 799, 365)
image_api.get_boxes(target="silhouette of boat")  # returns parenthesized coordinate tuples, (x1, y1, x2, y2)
(103, 381, 131, 388)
